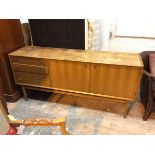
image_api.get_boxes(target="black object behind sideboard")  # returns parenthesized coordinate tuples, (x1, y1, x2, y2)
(29, 19, 85, 49)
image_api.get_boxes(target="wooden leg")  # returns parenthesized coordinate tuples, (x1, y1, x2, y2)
(124, 101, 136, 118)
(0, 101, 10, 122)
(21, 86, 28, 101)
(1, 100, 9, 115)
(60, 122, 69, 135)
(143, 110, 151, 121)
(124, 91, 139, 118)
(55, 94, 64, 103)
(51, 94, 64, 103)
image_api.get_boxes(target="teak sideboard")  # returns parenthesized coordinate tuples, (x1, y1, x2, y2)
(9, 46, 143, 117)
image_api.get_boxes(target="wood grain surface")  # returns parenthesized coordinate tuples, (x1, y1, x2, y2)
(9, 46, 143, 67)
(90, 64, 142, 99)
(9, 46, 143, 102)
(48, 60, 90, 92)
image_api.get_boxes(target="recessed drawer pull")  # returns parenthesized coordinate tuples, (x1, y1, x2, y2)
(12, 64, 48, 74)
(14, 71, 50, 87)
(10, 56, 46, 66)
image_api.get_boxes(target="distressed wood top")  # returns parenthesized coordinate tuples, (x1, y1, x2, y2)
(9, 46, 143, 67)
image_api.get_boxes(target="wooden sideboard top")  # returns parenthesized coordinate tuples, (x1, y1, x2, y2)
(9, 46, 143, 67)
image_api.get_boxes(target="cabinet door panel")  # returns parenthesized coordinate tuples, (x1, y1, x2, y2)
(48, 60, 90, 92)
(90, 64, 142, 100)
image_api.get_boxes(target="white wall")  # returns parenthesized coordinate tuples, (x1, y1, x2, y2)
(116, 19, 155, 38)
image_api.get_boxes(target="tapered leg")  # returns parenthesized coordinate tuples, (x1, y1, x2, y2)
(0, 101, 9, 122)
(124, 101, 136, 118)
(124, 90, 140, 118)
(143, 110, 151, 121)
(60, 122, 69, 135)
(21, 86, 28, 101)
(51, 94, 64, 103)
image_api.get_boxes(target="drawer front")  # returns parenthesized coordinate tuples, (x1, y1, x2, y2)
(10, 56, 46, 66)
(14, 72, 50, 87)
(12, 63, 48, 75)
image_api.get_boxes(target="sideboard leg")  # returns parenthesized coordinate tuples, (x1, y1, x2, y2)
(124, 101, 136, 118)
(124, 92, 139, 118)
(52, 94, 64, 103)
(56, 94, 64, 103)
(21, 86, 28, 101)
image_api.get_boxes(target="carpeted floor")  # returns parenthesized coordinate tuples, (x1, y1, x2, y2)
(7, 90, 155, 135)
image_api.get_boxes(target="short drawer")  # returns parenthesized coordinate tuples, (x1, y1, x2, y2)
(14, 71, 50, 87)
(12, 63, 48, 75)
(10, 56, 46, 66)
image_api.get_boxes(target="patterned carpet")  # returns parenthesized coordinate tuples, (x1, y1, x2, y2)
(7, 90, 155, 135)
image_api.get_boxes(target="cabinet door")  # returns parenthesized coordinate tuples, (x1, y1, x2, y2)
(90, 64, 142, 100)
(48, 60, 90, 92)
